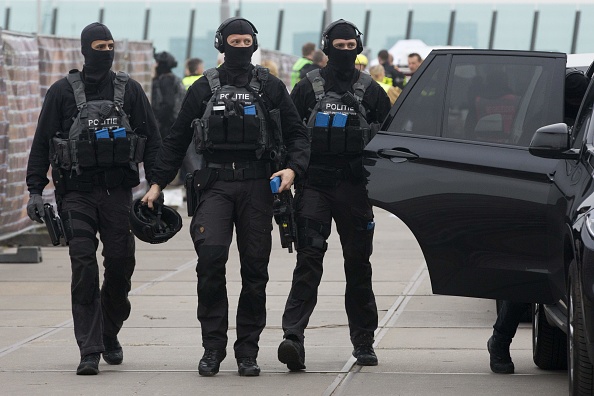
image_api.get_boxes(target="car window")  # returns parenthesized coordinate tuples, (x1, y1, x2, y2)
(444, 55, 561, 147)
(386, 55, 448, 136)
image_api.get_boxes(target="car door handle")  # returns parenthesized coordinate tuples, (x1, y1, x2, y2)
(377, 148, 419, 160)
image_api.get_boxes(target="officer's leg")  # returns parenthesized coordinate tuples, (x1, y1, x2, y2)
(281, 186, 332, 343)
(233, 179, 272, 358)
(97, 186, 135, 338)
(488, 300, 529, 373)
(333, 181, 378, 344)
(493, 301, 531, 343)
(190, 182, 234, 350)
(60, 190, 102, 357)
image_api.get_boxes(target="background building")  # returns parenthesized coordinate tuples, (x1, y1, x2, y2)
(3, 0, 594, 76)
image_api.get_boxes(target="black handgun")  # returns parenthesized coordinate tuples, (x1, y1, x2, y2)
(42, 203, 65, 246)
(270, 177, 298, 253)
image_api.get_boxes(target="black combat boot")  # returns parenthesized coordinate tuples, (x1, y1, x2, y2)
(102, 335, 123, 365)
(353, 344, 378, 366)
(278, 335, 306, 371)
(237, 357, 260, 376)
(487, 335, 514, 374)
(76, 352, 100, 375)
(198, 349, 227, 376)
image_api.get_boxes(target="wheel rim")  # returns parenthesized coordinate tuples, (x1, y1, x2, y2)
(569, 281, 574, 392)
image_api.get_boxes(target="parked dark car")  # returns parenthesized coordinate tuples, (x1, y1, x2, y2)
(364, 49, 594, 395)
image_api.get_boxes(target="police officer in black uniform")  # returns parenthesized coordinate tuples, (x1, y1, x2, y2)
(25, 22, 161, 375)
(142, 17, 310, 377)
(277, 19, 390, 371)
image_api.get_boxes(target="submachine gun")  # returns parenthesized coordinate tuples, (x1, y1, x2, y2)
(40, 203, 65, 246)
(270, 176, 298, 253)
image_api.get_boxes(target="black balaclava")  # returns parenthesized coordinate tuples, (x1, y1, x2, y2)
(81, 22, 114, 87)
(155, 51, 177, 76)
(222, 19, 255, 86)
(326, 22, 359, 93)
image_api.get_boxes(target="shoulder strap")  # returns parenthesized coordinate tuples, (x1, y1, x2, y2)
(306, 69, 325, 101)
(352, 72, 373, 103)
(113, 71, 129, 107)
(203, 68, 221, 95)
(250, 65, 269, 93)
(67, 69, 87, 112)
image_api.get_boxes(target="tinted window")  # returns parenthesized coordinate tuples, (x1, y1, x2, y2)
(386, 55, 448, 136)
(444, 55, 561, 146)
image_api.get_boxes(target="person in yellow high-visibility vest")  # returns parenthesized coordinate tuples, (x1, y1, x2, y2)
(291, 42, 315, 89)
(182, 57, 204, 90)
(369, 65, 401, 105)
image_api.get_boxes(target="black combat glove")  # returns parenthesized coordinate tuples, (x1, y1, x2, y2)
(27, 194, 45, 223)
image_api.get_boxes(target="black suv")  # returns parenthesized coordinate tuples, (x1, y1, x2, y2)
(365, 49, 594, 395)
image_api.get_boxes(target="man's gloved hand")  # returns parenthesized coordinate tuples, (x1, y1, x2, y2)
(27, 194, 45, 223)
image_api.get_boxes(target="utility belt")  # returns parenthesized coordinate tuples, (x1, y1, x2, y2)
(206, 161, 272, 182)
(306, 158, 365, 187)
(50, 133, 147, 173)
(184, 161, 272, 216)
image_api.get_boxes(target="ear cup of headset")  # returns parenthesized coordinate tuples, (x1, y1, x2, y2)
(320, 19, 363, 55)
(214, 17, 259, 53)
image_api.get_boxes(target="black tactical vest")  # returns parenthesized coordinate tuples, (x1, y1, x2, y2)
(49, 70, 146, 175)
(305, 69, 372, 155)
(193, 66, 281, 160)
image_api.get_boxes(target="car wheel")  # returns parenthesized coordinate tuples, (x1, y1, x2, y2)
(532, 302, 567, 370)
(568, 261, 594, 395)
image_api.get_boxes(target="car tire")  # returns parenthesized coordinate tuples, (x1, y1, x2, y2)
(532, 302, 567, 370)
(568, 261, 594, 395)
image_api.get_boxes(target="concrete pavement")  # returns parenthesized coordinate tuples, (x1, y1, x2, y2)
(0, 207, 567, 395)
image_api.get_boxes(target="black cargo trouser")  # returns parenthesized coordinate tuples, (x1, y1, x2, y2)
(190, 178, 273, 358)
(282, 179, 378, 345)
(59, 185, 135, 357)
(493, 301, 531, 343)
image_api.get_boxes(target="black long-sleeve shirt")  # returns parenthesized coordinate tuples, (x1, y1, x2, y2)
(26, 70, 161, 195)
(290, 67, 391, 167)
(150, 65, 311, 189)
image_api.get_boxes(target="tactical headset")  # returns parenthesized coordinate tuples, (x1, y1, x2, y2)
(214, 17, 259, 53)
(320, 19, 363, 55)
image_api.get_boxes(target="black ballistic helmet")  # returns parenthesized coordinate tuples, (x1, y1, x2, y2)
(130, 199, 182, 244)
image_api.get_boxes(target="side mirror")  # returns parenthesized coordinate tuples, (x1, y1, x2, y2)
(529, 123, 579, 160)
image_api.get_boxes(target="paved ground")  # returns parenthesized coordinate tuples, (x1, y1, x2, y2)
(0, 206, 567, 395)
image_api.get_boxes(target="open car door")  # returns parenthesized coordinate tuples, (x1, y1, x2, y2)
(365, 50, 567, 304)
